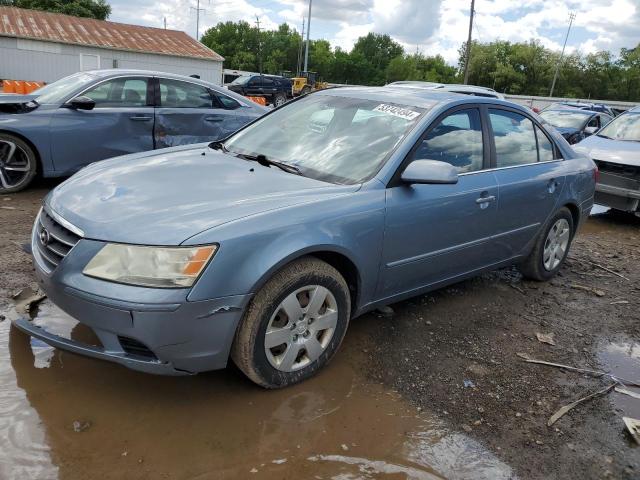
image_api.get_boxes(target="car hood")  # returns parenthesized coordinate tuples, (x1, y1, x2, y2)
(0, 94, 39, 113)
(574, 135, 640, 167)
(46, 145, 358, 245)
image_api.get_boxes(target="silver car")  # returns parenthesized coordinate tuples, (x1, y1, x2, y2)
(574, 106, 640, 215)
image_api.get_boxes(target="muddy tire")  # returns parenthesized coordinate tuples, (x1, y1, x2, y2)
(273, 93, 287, 107)
(0, 133, 37, 194)
(518, 207, 574, 281)
(231, 257, 351, 388)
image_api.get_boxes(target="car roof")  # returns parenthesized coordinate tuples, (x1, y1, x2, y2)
(318, 85, 523, 111)
(85, 69, 220, 88)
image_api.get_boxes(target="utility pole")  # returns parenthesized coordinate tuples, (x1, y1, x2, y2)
(303, 0, 312, 73)
(255, 16, 263, 75)
(163, 17, 167, 29)
(549, 12, 576, 97)
(462, 0, 475, 85)
(190, 0, 205, 40)
(297, 17, 305, 76)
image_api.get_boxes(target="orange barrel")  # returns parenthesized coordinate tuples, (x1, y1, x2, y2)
(15, 80, 27, 94)
(246, 96, 267, 106)
(2, 80, 16, 93)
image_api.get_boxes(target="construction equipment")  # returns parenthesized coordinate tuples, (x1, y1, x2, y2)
(292, 72, 328, 96)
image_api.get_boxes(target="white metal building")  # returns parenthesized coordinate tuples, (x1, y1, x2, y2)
(0, 7, 224, 85)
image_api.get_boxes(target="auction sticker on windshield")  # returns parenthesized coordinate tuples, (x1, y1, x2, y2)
(373, 104, 421, 120)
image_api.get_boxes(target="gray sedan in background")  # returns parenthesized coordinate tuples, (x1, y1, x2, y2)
(574, 106, 640, 215)
(0, 70, 267, 193)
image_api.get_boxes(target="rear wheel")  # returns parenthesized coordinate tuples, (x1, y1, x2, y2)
(518, 207, 574, 281)
(0, 133, 37, 194)
(231, 257, 350, 388)
(273, 93, 287, 107)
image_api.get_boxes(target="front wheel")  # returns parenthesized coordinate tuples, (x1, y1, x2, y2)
(0, 133, 37, 194)
(518, 207, 574, 281)
(231, 257, 351, 388)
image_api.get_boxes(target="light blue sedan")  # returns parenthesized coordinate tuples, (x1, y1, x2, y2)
(15, 87, 596, 388)
(0, 69, 267, 193)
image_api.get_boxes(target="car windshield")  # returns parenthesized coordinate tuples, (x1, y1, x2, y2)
(223, 94, 426, 184)
(540, 110, 590, 129)
(598, 112, 640, 141)
(33, 72, 97, 104)
(231, 76, 251, 85)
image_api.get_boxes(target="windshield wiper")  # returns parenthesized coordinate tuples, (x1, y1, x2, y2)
(238, 153, 303, 175)
(596, 134, 613, 140)
(209, 141, 228, 152)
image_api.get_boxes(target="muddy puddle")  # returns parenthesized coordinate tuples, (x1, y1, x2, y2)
(0, 300, 516, 480)
(598, 337, 640, 421)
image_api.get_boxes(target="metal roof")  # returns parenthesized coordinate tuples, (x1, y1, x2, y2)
(0, 6, 223, 61)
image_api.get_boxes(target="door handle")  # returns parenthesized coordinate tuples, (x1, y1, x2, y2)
(130, 115, 152, 121)
(205, 116, 224, 123)
(475, 195, 496, 205)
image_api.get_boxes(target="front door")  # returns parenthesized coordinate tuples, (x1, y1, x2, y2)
(50, 76, 154, 174)
(154, 78, 237, 148)
(378, 107, 501, 300)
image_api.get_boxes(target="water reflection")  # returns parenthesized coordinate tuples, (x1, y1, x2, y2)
(2, 301, 515, 479)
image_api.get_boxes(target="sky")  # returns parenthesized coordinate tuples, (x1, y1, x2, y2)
(108, 0, 640, 65)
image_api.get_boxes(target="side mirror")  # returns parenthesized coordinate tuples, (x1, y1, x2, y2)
(401, 159, 459, 185)
(584, 126, 598, 135)
(65, 96, 96, 111)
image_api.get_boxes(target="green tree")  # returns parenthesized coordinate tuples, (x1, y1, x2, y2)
(0, 0, 111, 20)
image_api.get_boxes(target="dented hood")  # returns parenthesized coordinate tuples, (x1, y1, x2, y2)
(574, 134, 640, 167)
(46, 145, 356, 245)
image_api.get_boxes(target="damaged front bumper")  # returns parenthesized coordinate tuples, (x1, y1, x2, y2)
(16, 231, 252, 375)
(594, 160, 640, 213)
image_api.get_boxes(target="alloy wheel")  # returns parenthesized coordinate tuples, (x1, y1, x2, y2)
(264, 285, 338, 372)
(0, 140, 31, 190)
(543, 218, 570, 271)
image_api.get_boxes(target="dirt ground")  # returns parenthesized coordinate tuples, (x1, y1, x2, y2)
(1, 181, 639, 480)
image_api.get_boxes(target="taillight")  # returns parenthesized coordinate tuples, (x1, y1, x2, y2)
(593, 165, 599, 184)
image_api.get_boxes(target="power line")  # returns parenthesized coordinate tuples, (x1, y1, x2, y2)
(549, 12, 576, 97)
(463, 0, 475, 85)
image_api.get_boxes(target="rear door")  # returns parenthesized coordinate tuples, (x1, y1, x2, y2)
(378, 106, 502, 299)
(154, 77, 237, 148)
(50, 76, 154, 173)
(487, 107, 566, 259)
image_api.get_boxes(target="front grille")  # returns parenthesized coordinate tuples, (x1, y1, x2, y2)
(34, 209, 82, 272)
(118, 336, 157, 360)
(594, 159, 640, 181)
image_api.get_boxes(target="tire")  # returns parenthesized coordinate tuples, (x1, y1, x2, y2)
(231, 257, 351, 388)
(0, 133, 37, 194)
(518, 207, 575, 281)
(301, 85, 311, 95)
(273, 93, 286, 107)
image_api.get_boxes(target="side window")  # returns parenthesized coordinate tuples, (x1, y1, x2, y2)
(587, 116, 599, 128)
(216, 93, 241, 110)
(489, 109, 538, 167)
(600, 114, 612, 127)
(248, 76, 260, 86)
(159, 79, 212, 108)
(536, 126, 555, 162)
(411, 109, 484, 173)
(262, 77, 274, 86)
(84, 77, 148, 107)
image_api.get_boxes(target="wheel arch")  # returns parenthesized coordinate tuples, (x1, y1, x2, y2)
(249, 246, 362, 316)
(563, 201, 580, 231)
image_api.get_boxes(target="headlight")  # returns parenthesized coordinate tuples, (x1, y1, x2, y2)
(82, 244, 217, 288)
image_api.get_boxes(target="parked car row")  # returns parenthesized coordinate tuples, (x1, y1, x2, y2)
(13, 81, 598, 388)
(0, 69, 266, 193)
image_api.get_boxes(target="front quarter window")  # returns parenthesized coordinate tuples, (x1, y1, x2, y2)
(223, 95, 426, 184)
